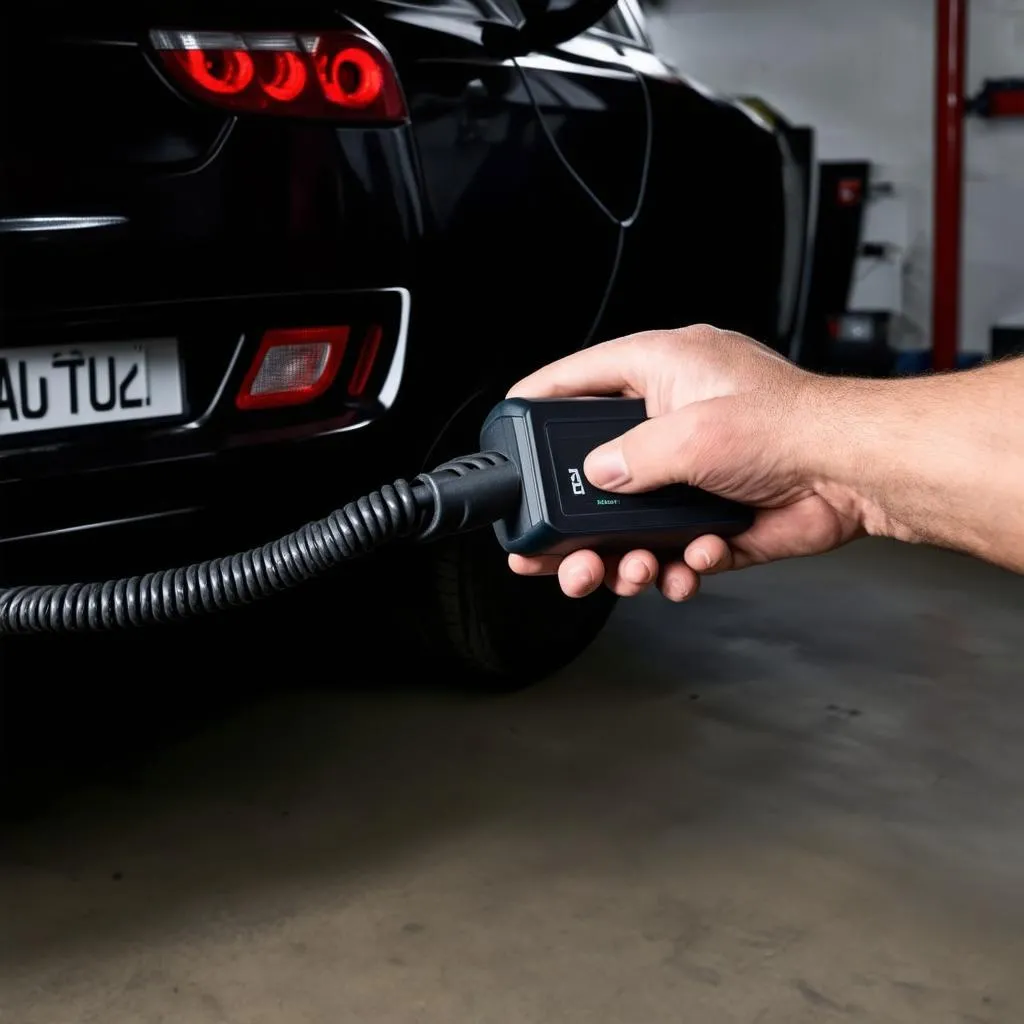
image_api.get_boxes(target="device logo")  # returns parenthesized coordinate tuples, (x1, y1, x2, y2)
(568, 467, 586, 496)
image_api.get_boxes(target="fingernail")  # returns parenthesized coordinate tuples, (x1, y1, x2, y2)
(585, 443, 630, 489)
(695, 548, 712, 571)
(567, 566, 595, 593)
(623, 558, 652, 585)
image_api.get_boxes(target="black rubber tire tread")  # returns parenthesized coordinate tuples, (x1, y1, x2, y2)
(420, 527, 617, 690)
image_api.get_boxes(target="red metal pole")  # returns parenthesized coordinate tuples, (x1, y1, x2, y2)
(932, 0, 968, 371)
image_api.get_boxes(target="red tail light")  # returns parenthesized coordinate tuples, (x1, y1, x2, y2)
(236, 326, 349, 410)
(149, 30, 407, 122)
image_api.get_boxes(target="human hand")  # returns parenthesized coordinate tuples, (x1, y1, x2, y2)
(506, 325, 866, 601)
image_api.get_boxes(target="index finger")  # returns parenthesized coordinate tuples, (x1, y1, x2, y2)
(507, 336, 643, 400)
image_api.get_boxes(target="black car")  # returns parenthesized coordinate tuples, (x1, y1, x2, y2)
(0, 0, 815, 685)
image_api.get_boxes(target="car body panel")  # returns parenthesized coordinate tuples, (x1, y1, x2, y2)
(0, 0, 815, 580)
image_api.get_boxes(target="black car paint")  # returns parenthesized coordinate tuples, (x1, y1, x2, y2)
(0, 1, 809, 581)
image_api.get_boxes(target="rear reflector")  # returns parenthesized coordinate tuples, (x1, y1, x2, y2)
(347, 325, 384, 398)
(149, 30, 407, 122)
(236, 326, 349, 410)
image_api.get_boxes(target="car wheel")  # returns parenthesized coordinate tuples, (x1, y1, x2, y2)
(411, 525, 618, 691)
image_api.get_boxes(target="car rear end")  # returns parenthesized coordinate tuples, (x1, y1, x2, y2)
(0, 12, 435, 581)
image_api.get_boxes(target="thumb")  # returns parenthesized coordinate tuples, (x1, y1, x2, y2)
(584, 408, 703, 493)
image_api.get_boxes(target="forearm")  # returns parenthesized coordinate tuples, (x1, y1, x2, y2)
(804, 359, 1024, 572)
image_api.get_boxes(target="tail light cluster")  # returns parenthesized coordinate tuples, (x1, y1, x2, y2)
(149, 30, 407, 121)
(236, 324, 385, 410)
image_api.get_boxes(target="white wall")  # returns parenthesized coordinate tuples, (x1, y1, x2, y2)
(645, 0, 1024, 353)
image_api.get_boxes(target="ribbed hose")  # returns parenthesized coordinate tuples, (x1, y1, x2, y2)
(0, 478, 430, 635)
(0, 453, 521, 636)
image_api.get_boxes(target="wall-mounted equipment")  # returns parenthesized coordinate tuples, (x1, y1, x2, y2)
(968, 78, 1024, 119)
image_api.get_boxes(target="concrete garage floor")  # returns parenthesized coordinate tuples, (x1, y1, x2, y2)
(2, 540, 1024, 1023)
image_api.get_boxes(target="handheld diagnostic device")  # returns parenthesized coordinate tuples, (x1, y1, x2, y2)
(480, 397, 755, 557)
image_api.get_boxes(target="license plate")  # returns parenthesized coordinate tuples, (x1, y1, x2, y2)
(0, 338, 184, 438)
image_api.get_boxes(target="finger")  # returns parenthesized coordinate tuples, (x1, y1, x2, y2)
(508, 553, 562, 577)
(507, 335, 644, 399)
(605, 550, 659, 597)
(658, 560, 702, 603)
(557, 550, 606, 598)
(684, 534, 735, 575)
(584, 406, 702, 493)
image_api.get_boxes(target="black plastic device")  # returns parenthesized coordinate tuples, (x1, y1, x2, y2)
(480, 397, 755, 557)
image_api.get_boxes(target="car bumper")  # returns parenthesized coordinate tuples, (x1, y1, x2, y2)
(0, 408, 438, 584)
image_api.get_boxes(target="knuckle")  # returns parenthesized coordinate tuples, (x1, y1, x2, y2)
(630, 330, 673, 359)
(636, 331, 688, 374)
(671, 323, 721, 344)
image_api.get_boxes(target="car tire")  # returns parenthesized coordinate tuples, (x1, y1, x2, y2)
(411, 525, 618, 691)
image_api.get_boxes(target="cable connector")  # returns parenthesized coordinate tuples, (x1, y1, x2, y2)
(415, 452, 521, 543)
